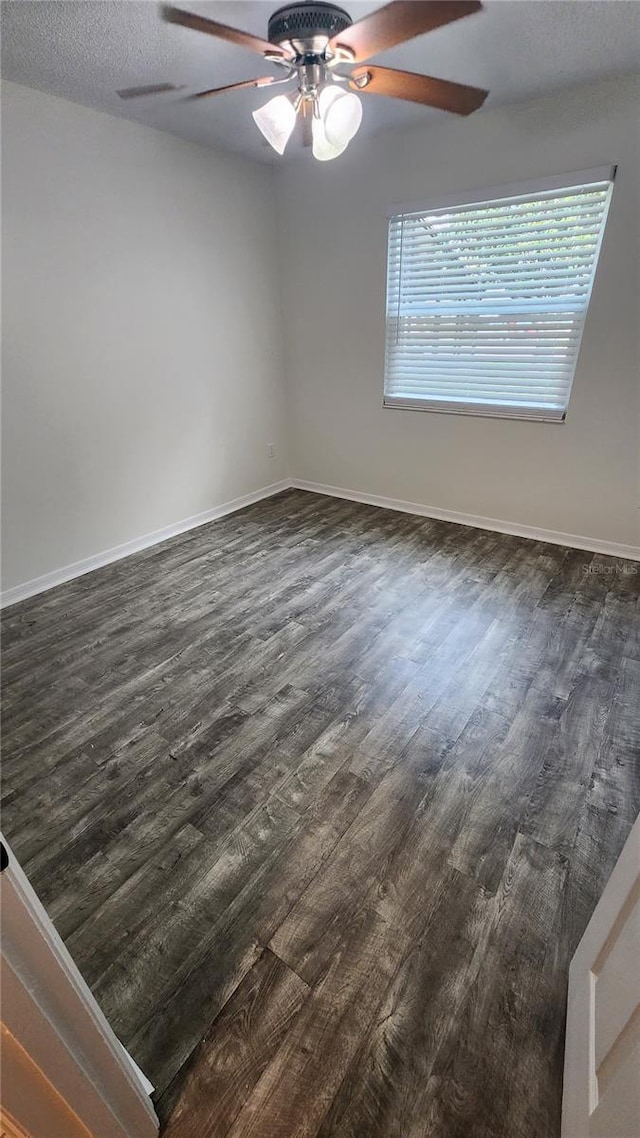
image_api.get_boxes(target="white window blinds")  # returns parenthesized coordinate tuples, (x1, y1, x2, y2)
(384, 170, 614, 421)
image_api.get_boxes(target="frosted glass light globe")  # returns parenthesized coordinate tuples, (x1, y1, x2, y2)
(318, 85, 345, 118)
(324, 91, 362, 148)
(252, 95, 296, 155)
(311, 112, 349, 162)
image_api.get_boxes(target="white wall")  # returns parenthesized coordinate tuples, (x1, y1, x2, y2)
(3, 74, 639, 598)
(278, 74, 640, 549)
(1, 81, 287, 592)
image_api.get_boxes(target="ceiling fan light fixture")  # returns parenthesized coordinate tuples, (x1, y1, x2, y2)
(324, 89, 362, 147)
(252, 93, 296, 154)
(317, 84, 345, 116)
(311, 111, 348, 162)
(160, 3, 490, 160)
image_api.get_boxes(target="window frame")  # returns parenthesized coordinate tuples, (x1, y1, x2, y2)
(383, 166, 616, 423)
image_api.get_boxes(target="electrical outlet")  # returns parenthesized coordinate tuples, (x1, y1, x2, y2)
(267, 444, 276, 459)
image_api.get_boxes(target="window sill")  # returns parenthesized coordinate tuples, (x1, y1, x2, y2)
(382, 397, 566, 423)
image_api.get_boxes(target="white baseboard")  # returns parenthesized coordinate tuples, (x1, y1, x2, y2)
(290, 479, 640, 562)
(0, 479, 290, 608)
(3, 475, 637, 608)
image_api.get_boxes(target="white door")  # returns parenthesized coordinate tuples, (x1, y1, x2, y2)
(562, 814, 640, 1138)
(0, 834, 159, 1138)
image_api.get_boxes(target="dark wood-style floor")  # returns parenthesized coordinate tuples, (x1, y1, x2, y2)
(2, 489, 639, 1137)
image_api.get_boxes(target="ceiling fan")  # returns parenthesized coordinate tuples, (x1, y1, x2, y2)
(122, 1, 488, 161)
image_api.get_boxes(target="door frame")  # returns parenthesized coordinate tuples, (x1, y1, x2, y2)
(1, 834, 159, 1138)
(561, 813, 640, 1137)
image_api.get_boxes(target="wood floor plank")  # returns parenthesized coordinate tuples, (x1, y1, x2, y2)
(420, 833, 570, 1138)
(415, 616, 520, 743)
(561, 800, 634, 961)
(423, 708, 516, 842)
(519, 667, 616, 856)
(1, 488, 637, 1129)
(447, 682, 565, 892)
(66, 822, 212, 988)
(251, 768, 375, 949)
(587, 654, 640, 824)
(92, 793, 301, 1042)
(225, 907, 412, 1138)
(158, 948, 309, 1135)
(268, 731, 450, 984)
(124, 765, 373, 1091)
(315, 868, 489, 1138)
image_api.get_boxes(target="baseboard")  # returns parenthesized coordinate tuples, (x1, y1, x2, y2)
(0, 480, 290, 608)
(4, 475, 637, 608)
(290, 479, 640, 562)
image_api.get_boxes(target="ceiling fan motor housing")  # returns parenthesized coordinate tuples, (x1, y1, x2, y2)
(268, 2, 352, 57)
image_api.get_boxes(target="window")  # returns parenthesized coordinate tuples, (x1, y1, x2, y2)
(384, 168, 614, 421)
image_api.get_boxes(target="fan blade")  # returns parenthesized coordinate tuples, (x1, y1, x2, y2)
(350, 65, 488, 114)
(162, 6, 292, 60)
(188, 76, 280, 100)
(330, 1, 481, 62)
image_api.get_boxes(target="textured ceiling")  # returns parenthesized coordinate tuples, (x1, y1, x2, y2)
(2, 1, 640, 164)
